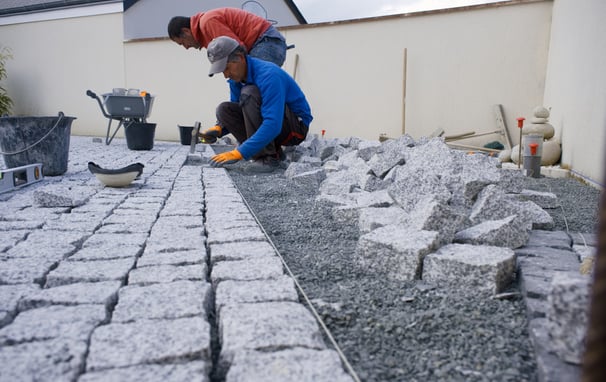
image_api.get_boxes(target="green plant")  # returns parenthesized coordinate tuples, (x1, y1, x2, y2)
(0, 46, 13, 116)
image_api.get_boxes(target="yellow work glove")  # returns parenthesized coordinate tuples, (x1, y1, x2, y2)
(199, 125, 223, 144)
(210, 149, 243, 167)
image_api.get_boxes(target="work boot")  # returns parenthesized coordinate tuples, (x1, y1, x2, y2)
(243, 156, 280, 173)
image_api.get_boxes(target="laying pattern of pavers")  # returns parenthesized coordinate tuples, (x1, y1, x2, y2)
(0, 135, 597, 381)
(0, 137, 352, 381)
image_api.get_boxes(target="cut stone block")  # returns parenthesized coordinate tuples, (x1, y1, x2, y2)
(367, 136, 413, 177)
(215, 276, 299, 315)
(524, 230, 571, 250)
(68, 245, 142, 261)
(546, 272, 591, 365)
(128, 264, 206, 284)
(355, 225, 439, 280)
(206, 225, 266, 245)
(405, 197, 468, 245)
(18, 281, 120, 311)
(34, 185, 93, 207)
(470, 184, 554, 230)
(226, 348, 354, 382)
(516, 189, 558, 209)
(289, 168, 327, 188)
(319, 171, 358, 195)
(358, 206, 407, 234)
(454, 215, 529, 248)
(0, 257, 60, 285)
(79, 362, 210, 382)
(137, 249, 206, 267)
(422, 244, 517, 293)
(210, 241, 276, 264)
(388, 168, 451, 213)
(46, 257, 137, 287)
(284, 162, 316, 179)
(0, 338, 87, 382)
(87, 317, 210, 371)
(112, 280, 210, 322)
(219, 301, 325, 367)
(211, 256, 284, 286)
(0, 304, 107, 345)
(0, 284, 40, 322)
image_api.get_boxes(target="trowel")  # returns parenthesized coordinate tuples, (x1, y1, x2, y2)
(190, 121, 201, 154)
(186, 121, 203, 164)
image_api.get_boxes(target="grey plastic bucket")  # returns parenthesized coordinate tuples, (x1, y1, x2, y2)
(0, 114, 75, 176)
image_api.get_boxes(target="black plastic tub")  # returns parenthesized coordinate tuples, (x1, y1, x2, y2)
(125, 122, 155, 150)
(178, 125, 194, 145)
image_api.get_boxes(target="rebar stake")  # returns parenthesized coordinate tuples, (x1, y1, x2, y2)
(516, 117, 525, 169)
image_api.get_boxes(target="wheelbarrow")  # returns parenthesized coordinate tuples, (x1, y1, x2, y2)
(86, 89, 155, 145)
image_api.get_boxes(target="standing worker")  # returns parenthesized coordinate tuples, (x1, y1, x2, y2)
(167, 7, 288, 67)
(205, 36, 312, 173)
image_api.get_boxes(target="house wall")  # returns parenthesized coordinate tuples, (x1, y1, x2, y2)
(1, 0, 603, 185)
(542, 0, 606, 186)
(2, 11, 125, 126)
(277, 1, 552, 147)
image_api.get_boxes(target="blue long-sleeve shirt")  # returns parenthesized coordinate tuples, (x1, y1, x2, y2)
(226, 56, 312, 159)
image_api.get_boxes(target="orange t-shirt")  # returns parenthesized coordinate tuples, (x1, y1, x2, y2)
(190, 8, 272, 50)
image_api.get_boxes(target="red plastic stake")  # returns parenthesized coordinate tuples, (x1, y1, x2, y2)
(321, 129, 326, 138)
(529, 142, 539, 156)
(516, 117, 525, 168)
(516, 117, 525, 128)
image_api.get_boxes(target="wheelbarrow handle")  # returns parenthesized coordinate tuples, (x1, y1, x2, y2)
(86, 89, 112, 119)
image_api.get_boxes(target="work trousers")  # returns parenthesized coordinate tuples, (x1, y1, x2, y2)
(216, 85, 305, 160)
(249, 36, 287, 67)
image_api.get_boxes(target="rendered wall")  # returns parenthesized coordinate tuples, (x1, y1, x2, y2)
(279, 1, 552, 147)
(1, 12, 125, 137)
(542, 0, 606, 186)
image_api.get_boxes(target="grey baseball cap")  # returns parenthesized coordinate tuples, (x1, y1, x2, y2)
(207, 36, 240, 77)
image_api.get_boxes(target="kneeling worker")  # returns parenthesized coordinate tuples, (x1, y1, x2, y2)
(205, 36, 313, 173)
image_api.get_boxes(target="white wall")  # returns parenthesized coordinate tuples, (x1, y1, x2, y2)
(2, 12, 125, 134)
(279, 1, 552, 147)
(543, 0, 606, 185)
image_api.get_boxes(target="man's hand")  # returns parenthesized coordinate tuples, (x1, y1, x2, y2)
(199, 125, 223, 143)
(210, 149, 243, 167)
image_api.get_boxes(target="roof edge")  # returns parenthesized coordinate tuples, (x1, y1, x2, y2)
(0, 0, 120, 17)
(284, 0, 307, 24)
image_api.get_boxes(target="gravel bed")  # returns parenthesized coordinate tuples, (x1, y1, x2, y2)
(229, 167, 600, 382)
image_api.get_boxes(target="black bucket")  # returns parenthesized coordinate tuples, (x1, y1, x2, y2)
(178, 125, 194, 145)
(0, 114, 75, 176)
(125, 122, 155, 150)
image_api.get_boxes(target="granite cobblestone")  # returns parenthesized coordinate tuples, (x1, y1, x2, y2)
(0, 137, 353, 381)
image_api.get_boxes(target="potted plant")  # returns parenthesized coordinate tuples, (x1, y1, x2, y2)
(0, 46, 13, 116)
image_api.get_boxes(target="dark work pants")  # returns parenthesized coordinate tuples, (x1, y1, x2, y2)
(215, 85, 303, 160)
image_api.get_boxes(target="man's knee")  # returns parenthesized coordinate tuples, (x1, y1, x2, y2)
(240, 85, 260, 98)
(239, 85, 261, 109)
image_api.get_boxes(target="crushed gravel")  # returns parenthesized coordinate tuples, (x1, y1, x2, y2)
(228, 165, 600, 382)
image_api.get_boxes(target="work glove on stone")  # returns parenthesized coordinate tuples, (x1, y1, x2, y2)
(199, 125, 222, 144)
(210, 149, 243, 167)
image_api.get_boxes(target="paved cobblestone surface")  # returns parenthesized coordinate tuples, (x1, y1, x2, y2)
(0, 136, 353, 382)
(0, 136, 596, 381)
